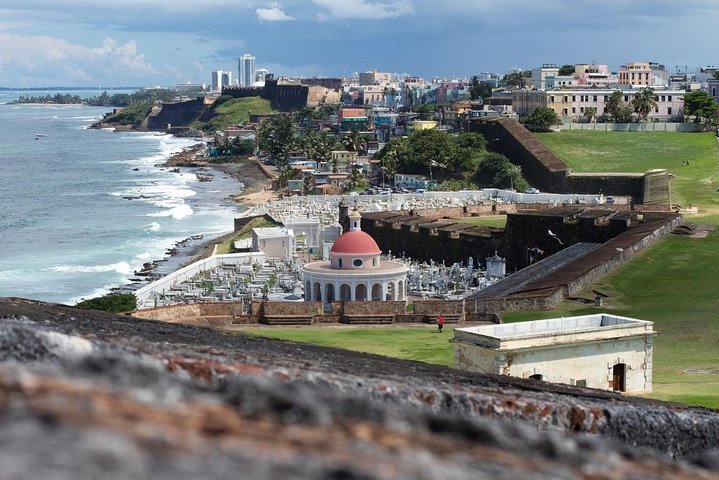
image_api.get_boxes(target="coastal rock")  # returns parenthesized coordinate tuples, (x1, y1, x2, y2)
(0, 298, 717, 479)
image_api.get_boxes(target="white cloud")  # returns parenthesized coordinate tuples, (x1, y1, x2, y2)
(313, 0, 414, 19)
(256, 4, 294, 22)
(0, 33, 156, 86)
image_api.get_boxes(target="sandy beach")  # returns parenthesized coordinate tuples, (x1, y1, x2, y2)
(163, 144, 279, 207)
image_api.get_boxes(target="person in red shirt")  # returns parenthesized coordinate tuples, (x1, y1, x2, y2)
(437, 314, 445, 333)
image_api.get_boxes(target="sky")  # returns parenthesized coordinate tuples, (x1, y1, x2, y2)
(0, 0, 718, 87)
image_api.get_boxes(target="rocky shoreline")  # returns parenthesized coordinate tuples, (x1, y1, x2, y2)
(116, 145, 279, 295)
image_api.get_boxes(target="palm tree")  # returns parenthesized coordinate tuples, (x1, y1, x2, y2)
(632, 87, 657, 121)
(342, 130, 365, 152)
(380, 150, 398, 188)
(583, 106, 597, 123)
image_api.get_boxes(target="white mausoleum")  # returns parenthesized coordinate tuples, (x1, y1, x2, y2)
(453, 314, 656, 394)
(252, 227, 295, 260)
(302, 211, 408, 303)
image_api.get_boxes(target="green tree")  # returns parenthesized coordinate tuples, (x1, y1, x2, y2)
(277, 165, 297, 189)
(380, 149, 399, 187)
(347, 166, 369, 191)
(583, 106, 597, 123)
(403, 129, 458, 174)
(683, 90, 718, 124)
(558, 65, 575, 76)
(473, 152, 527, 191)
(469, 76, 494, 101)
(258, 114, 296, 166)
(342, 130, 366, 152)
(521, 106, 561, 131)
(631, 87, 657, 121)
(300, 131, 335, 165)
(713, 71, 719, 80)
(605, 91, 634, 123)
(76, 293, 136, 313)
(302, 172, 315, 195)
(502, 72, 525, 89)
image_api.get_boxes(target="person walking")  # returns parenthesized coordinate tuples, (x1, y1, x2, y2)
(437, 314, 445, 333)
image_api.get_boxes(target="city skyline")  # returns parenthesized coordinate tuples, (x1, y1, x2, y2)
(1, 0, 718, 87)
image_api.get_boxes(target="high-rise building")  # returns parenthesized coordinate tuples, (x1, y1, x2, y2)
(222, 71, 232, 88)
(212, 70, 232, 91)
(211, 70, 222, 92)
(255, 68, 270, 83)
(239, 54, 256, 87)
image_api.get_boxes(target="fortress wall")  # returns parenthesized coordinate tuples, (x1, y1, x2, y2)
(566, 174, 645, 198)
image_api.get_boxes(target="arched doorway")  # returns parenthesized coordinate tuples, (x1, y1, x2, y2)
(340, 284, 351, 301)
(397, 280, 404, 300)
(612, 363, 626, 392)
(371, 283, 382, 301)
(305, 281, 312, 301)
(325, 283, 335, 303)
(386, 282, 396, 301)
(356, 283, 367, 301)
(313, 282, 321, 303)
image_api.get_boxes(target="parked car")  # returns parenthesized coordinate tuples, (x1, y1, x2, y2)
(525, 188, 540, 194)
(606, 196, 615, 205)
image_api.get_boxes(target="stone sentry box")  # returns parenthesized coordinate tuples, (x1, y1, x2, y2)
(453, 314, 656, 394)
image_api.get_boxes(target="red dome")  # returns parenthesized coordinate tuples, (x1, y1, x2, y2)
(330, 231, 382, 255)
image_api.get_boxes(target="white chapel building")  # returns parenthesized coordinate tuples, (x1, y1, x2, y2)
(302, 211, 408, 304)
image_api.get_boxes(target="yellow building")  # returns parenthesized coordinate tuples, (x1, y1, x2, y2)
(619, 62, 651, 86)
(410, 120, 438, 131)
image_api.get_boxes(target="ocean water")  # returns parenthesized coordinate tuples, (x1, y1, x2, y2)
(0, 90, 245, 304)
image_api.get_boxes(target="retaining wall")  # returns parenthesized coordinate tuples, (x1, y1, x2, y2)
(561, 122, 705, 132)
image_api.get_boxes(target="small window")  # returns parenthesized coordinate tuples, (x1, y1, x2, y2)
(372, 258, 377, 266)
(338, 258, 343, 268)
(668, 96, 672, 102)
(529, 374, 543, 381)
(575, 379, 587, 388)
(353, 259, 363, 267)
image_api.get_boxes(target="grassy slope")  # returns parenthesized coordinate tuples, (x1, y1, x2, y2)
(535, 131, 719, 208)
(215, 217, 279, 254)
(196, 97, 274, 133)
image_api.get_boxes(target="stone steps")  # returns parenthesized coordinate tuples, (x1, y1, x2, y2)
(260, 316, 313, 326)
(340, 316, 394, 325)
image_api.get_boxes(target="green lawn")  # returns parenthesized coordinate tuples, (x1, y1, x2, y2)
(536, 131, 719, 208)
(243, 327, 455, 367)
(450, 215, 507, 228)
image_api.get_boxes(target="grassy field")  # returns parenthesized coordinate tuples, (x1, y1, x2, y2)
(535, 131, 719, 208)
(243, 326, 455, 367)
(450, 215, 507, 228)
